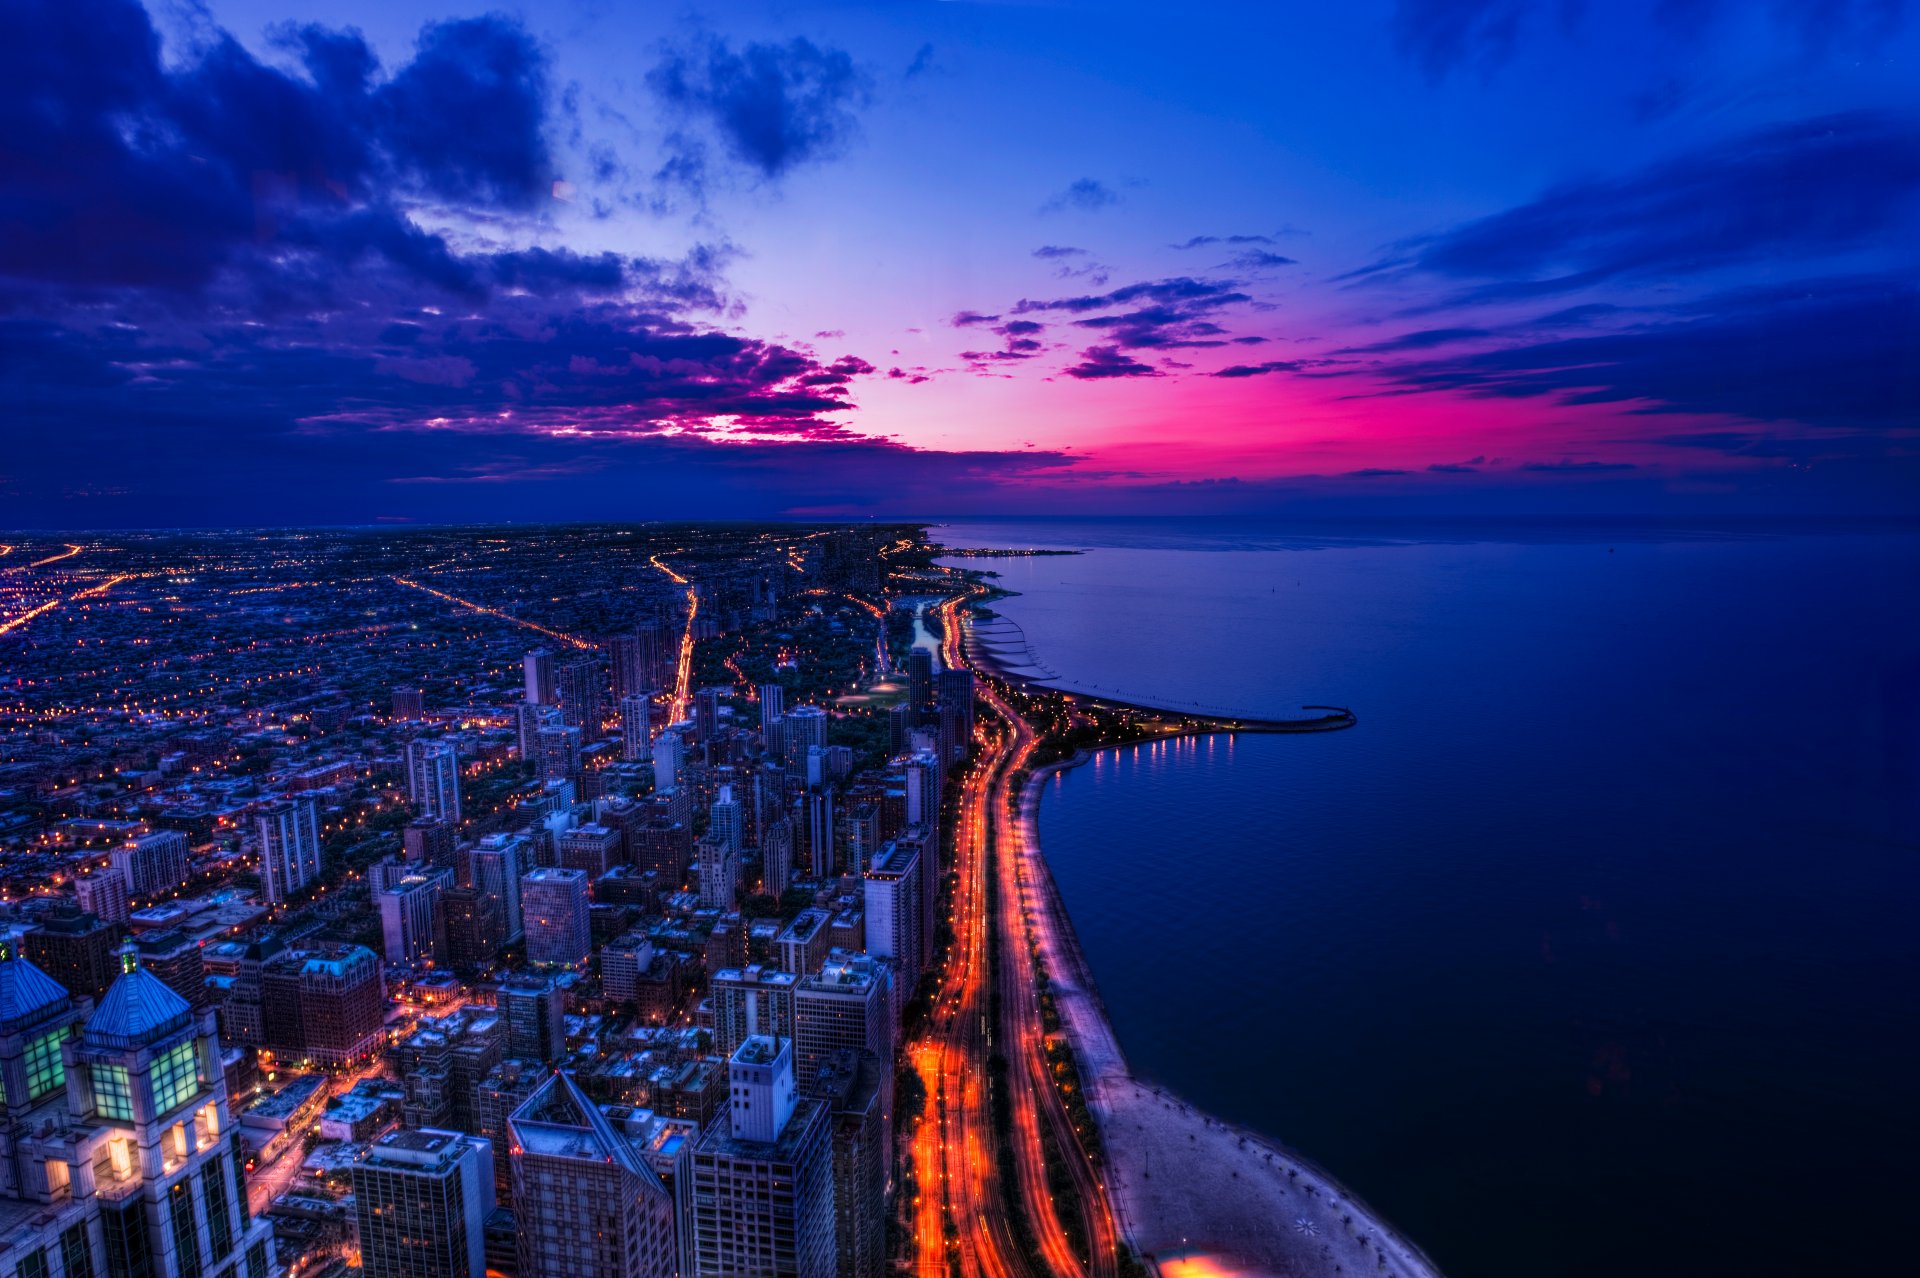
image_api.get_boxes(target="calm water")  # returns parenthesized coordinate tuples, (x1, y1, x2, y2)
(936, 518, 1920, 1278)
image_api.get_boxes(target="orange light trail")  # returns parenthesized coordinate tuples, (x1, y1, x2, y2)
(0, 574, 129, 637)
(651, 554, 697, 721)
(391, 576, 594, 650)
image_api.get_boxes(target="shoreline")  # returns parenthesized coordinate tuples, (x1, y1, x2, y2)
(1016, 745, 1447, 1278)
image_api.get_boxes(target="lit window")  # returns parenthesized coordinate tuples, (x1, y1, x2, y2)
(150, 1039, 201, 1116)
(93, 1064, 135, 1121)
(25, 1027, 67, 1101)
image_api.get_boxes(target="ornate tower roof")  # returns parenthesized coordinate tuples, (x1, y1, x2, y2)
(0, 936, 71, 1033)
(83, 946, 194, 1050)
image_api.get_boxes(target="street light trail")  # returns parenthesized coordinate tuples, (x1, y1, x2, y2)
(0, 574, 130, 637)
(390, 576, 594, 650)
(28, 544, 83, 568)
(651, 554, 698, 722)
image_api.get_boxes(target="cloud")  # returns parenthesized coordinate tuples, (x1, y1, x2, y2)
(905, 43, 937, 79)
(648, 36, 870, 180)
(0, 2, 562, 294)
(1337, 327, 1492, 353)
(1063, 346, 1159, 379)
(952, 311, 1001, 327)
(1521, 460, 1639, 472)
(1368, 112, 1920, 305)
(1392, 0, 1532, 81)
(1033, 245, 1087, 259)
(1225, 250, 1300, 270)
(1041, 179, 1120, 213)
(1213, 360, 1308, 378)
(1427, 456, 1488, 473)
(1173, 234, 1278, 249)
(1363, 275, 1920, 440)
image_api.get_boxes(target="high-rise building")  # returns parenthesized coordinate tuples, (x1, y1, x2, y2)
(534, 724, 583, 784)
(509, 1071, 678, 1278)
(761, 819, 794, 897)
(651, 729, 685, 794)
(76, 865, 131, 924)
(524, 649, 557, 705)
(14, 943, 280, 1278)
(441, 886, 503, 972)
(905, 751, 942, 828)
(794, 791, 835, 880)
(709, 785, 743, 859)
(887, 701, 914, 758)
(557, 658, 605, 744)
(707, 966, 797, 1060)
(133, 928, 210, 1010)
(259, 944, 386, 1067)
(470, 834, 528, 945)
(758, 683, 786, 754)
(520, 868, 590, 968)
(907, 648, 935, 721)
(500, 973, 567, 1064)
(938, 667, 975, 741)
(406, 739, 463, 823)
(378, 870, 449, 967)
(695, 834, 735, 913)
(693, 687, 723, 747)
(601, 934, 655, 1005)
(815, 1049, 887, 1278)
(473, 1059, 544, 1199)
(794, 956, 893, 1089)
(689, 1036, 835, 1278)
(783, 706, 828, 758)
(556, 823, 622, 878)
(392, 686, 426, 721)
(517, 701, 560, 757)
(24, 909, 120, 1001)
(257, 798, 323, 903)
(627, 818, 690, 888)
(352, 1129, 494, 1278)
(112, 829, 191, 899)
(862, 840, 923, 990)
(619, 694, 653, 761)
(402, 817, 457, 872)
(608, 632, 651, 701)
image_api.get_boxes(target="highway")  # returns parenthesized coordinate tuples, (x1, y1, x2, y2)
(904, 586, 1122, 1278)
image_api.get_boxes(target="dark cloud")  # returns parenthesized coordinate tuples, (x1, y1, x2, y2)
(1041, 179, 1120, 213)
(1365, 275, 1920, 440)
(1337, 327, 1492, 353)
(952, 311, 1000, 327)
(1173, 234, 1278, 249)
(1346, 468, 1413, 477)
(1010, 278, 1254, 350)
(1033, 245, 1087, 259)
(0, 1, 561, 295)
(1521, 460, 1640, 472)
(1370, 112, 1920, 304)
(1213, 360, 1308, 378)
(648, 36, 870, 179)
(1427, 459, 1484, 473)
(1063, 346, 1159, 379)
(905, 43, 937, 79)
(1224, 250, 1300, 270)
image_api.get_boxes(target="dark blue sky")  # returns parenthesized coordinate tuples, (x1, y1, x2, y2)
(3, 1, 1916, 526)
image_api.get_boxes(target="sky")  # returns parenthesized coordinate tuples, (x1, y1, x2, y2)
(3, 0, 1917, 525)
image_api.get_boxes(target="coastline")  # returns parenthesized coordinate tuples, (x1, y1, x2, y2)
(1016, 746, 1448, 1278)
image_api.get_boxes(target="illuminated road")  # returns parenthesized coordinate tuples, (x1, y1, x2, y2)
(390, 576, 594, 649)
(651, 553, 698, 722)
(904, 586, 1121, 1278)
(0, 574, 131, 637)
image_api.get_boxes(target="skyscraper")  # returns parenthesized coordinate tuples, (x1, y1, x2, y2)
(520, 868, 590, 968)
(378, 870, 449, 966)
(509, 1071, 678, 1278)
(524, 649, 557, 705)
(709, 785, 743, 860)
(112, 829, 190, 899)
(794, 957, 893, 1090)
(862, 840, 924, 990)
(907, 647, 935, 721)
(557, 658, 604, 743)
(689, 1036, 835, 1278)
(619, 693, 653, 761)
(402, 817, 457, 872)
(470, 833, 528, 944)
(761, 818, 794, 897)
(406, 739, 463, 822)
(696, 834, 735, 913)
(758, 682, 786, 754)
(783, 705, 828, 758)
(257, 798, 322, 903)
(351, 1129, 494, 1278)
(76, 865, 131, 924)
(651, 727, 685, 793)
(707, 966, 798, 1060)
(815, 1049, 888, 1278)
(534, 724, 582, 785)
(500, 973, 567, 1064)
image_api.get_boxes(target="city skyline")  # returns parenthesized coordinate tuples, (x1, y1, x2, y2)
(6, 1, 1917, 527)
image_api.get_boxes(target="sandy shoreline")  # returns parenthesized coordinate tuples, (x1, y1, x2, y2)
(1017, 748, 1448, 1278)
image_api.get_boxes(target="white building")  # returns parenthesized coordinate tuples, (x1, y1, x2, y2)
(405, 740, 462, 823)
(257, 799, 322, 904)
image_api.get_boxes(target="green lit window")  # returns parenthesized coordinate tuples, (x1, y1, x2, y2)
(24, 1028, 67, 1101)
(201, 1158, 232, 1259)
(93, 1063, 135, 1121)
(149, 1039, 200, 1116)
(59, 1224, 92, 1278)
(170, 1179, 202, 1278)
